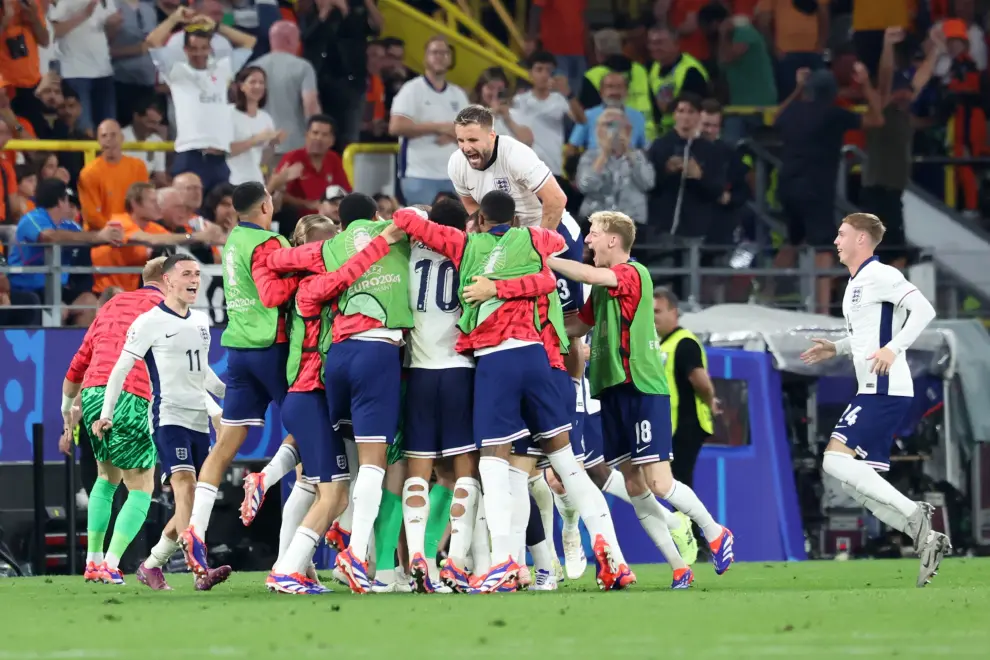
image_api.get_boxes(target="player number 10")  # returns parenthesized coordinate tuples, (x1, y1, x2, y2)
(414, 258, 459, 313)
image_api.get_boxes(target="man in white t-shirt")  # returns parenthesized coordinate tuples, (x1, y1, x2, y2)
(121, 98, 168, 186)
(388, 35, 470, 206)
(50, 0, 120, 132)
(145, 6, 256, 193)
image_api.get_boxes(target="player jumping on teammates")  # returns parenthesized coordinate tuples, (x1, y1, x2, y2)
(94, 254, 230, 589)
(547, 211, 735, 587)
(800, 212, 947, 587)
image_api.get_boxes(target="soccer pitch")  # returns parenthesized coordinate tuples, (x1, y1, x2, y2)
(1, 559, 988, 659)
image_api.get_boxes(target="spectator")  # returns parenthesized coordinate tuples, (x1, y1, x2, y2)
(90, 181, 216, 293)
(373, 192, 398, 219)
(319, 193, 344, 222)
(934, 0, 985, 76)
(361, 40, 388, 141)
(121, 97, 168, 186)
(6, 178, 123, 326)
(78, 119, 149, 230)
(50, 0, 120, 132)
(276, 114, 351, 229)
(755, 0, 829, 99)
(0, 78, 34, 157)
(569, 71, 647, 151)
(146, 6, 256, 192)
(389, 36, 469, 205)
(657, 0, 711, 64)
(0, 246, 42, 326)
(109, 0, 158, 121)
(380, 36, 416, 111)
(227, 65, 281, 185)
(851, 0, 915, 76)
(581, 29, 655, 139)
(771, 65, 884, 314)
(0, 120, 19, 224)
(527, 0, 589, 96)
(36, 152, 72, 184)
(30, 70, 66, 138)
(158, 178, 220, 263)
(300, 0, 384, 147)
(202, 182, 236, 234)
(252, 20, 321, 157)
(647, 26, 710, 136)
(646, 94, 727, 246)
(513, 51, 585, 178)
(16, 163, 36, 207)
(0, 0, 49, 132)
(576, 107, 655, 225)
(699, 99, 750, 249)
(472, 67, 534, 146)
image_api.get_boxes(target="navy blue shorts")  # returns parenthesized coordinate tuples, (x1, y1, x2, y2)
(282, 391, 349, 484)
(222, 344, 289, 427)
(830, 394, 913, 472)
(599, 382, 673, 467)
(582, 412, 604, 468)
(404, 367, 475, 459)
(325, 339, 402, 444)
(553, 214, 585, 313)
(525, 368, 584, 465)
(155, 425, 210, 478)
(475, 344, 571, 448)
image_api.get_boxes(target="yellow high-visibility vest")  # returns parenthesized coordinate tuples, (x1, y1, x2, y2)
(649, 53, 710, 133)
(584, 62, 656, 142)
(660, 327, 714, 435)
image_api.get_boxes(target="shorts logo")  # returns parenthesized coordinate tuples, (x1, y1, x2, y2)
(850, 286, 863, 307)
(336, 455, 347, 470)
(175, 447, 188, 461)
(493, 177, 511, 193)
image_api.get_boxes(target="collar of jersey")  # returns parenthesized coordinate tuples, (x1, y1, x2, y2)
(158, 301, 191, 319)
(239, 221, 264, 231)
(487, 224, 511, 236)
(480, 137, 500, 171)
(851, 255, 879, 279)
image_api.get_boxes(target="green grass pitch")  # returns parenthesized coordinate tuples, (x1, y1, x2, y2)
(1, 558, 988, 659)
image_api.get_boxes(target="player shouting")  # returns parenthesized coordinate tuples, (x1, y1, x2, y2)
(800, 213, 948, 587)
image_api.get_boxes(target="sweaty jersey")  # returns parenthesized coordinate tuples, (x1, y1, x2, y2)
(66, 286, 163, 399)
(841, 256, 919, 397)
(407, 242, 473, 369)
(122, 303, 214, 432)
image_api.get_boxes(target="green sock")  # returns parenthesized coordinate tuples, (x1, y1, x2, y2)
(425, 484, 453, 560)
(105, 490, 152, 569)
(87, 478, 118, 562)
(374, 490, 402, 571)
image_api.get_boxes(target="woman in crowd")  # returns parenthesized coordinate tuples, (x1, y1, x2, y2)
(228, 66, 284, 186)
(470, 67, 534, 146)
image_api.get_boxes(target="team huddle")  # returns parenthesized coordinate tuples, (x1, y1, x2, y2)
(58, 104, 947, 595)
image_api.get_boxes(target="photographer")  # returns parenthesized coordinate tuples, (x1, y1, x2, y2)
(0, 0, 50, 132)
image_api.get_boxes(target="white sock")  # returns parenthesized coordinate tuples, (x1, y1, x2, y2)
(547, 445, 626, 565)
(603, 470, 683, 530)
(349, 464, 385, 562)
(470, 494, 491, 574)
(449, 477, 480, 565)
(529, 474, 558, 558)
(278, 481, 316, 563)
(143, 533, 180, 569)
(823, 452, 916, 526)
(529, 540, 554, 574)
(261, 444, 300, 492)
(508, 466, 530, 563)
(274, 527, 320, 575)
(104, 552, 121, 570)
(630, 490, 687, 569)
(663, 480, 722, 541)
(189, 483, 218, 537)
(841, 482, 909, 531)
(402, 476, 430, 561)
(87, 551, 103, 565)
(478, 456, 514, 565)
(554, 489, 579, 531)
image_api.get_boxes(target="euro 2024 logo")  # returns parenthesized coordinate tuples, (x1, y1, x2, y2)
(347, 228, 373, 257)
(484, 246, 506, 276)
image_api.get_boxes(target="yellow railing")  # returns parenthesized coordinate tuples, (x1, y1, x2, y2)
(4, 139, 173, 165)
(434, 0, 517, 63)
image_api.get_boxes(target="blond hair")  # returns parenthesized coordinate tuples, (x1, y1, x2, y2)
(589, 211, 636, 251)
(143, 256, 167, 284)
(292, 214, 337, 246)
(842, 212, 886, 245)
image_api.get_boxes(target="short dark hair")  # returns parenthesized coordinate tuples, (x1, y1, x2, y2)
(162, 253, 197, 273)
(61, 84, 80, 102)
(184, 29, 213, 47)
(454, 105, 495, 130)
(674, 93, 703, 112)
(133, 96, 162, 118)
(700, 98, 722, 114)
(232, 181, 268, 214)
(231, 66, 268, 112)
(653, 286, 679, 309)
(479, 190, 515, 224)
(698, 2, 729, 26)
(527, 50, 557, 69)
(307, 114, 336, 132)
(429, 198, 468, 229)
(338, 193, 378, 228)
(204, 183, 235, 220)
(36, 178, 69, 209)
(381, 37, 404, 50)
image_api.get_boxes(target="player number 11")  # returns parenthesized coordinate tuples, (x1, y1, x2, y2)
(185, 349, 202, 372)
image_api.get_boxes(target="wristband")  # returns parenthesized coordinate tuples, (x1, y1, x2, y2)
(61, 393, 76, 415)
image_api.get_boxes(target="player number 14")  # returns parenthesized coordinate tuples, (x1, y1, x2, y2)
(185, 349, 202, 372)
(838, 404, 862, 426)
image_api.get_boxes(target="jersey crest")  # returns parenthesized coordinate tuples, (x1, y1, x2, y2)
(199, 325, 210, 343)
(493, 177, 511, 193)
(850, 286, 863, 307)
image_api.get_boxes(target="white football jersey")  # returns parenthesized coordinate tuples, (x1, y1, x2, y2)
(448, 135, 555, 228)
(841, 257, 919, 397)
(406, 243, 474, 370)
(123, 303, 213, 432)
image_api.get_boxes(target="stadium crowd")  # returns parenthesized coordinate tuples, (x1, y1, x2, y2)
(0, 0, 983, 327)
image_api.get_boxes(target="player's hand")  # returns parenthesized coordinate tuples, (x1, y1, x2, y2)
(868, 346, 896, 376)
(711, 397, 723, 416)
(800, 338, 837, 365)
(380, 223, 406, 245)
(58, 428, 74, 457)
(92, 418, 112, 440)
(463, 276, 497, 304)
(67, 404, 82, 430)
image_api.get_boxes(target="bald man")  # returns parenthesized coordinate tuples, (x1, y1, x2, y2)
(78, 120, 151, 230)
(158, 182, 224, 264)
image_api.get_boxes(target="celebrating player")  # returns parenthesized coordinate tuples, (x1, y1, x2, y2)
(548, 211, 735, 587)
(94, 254, 230, 590)
(800, 212, 947, 587)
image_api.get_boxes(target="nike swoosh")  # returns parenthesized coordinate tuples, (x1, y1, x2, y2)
(636, 444, 648, 453)
(166, 333, 178, 338)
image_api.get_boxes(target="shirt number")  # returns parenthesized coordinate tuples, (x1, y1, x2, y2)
(837, 405, 862, 427)
(414, 258, 460, 313)
(185, 349, 202, 372)
(556, 277, 571, 303)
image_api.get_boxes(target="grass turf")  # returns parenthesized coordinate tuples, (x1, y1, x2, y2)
(1, 558, 988, 659)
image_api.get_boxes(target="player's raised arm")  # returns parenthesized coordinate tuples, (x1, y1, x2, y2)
(547, 256, 619, 288)
(253, 238, 304, 307)
(265, 240, 327, 275)
(392, 207, 467, 266)
(295, 226, 400, 308)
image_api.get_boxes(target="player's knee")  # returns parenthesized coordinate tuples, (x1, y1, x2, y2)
(122, 468, 154, 494)
(169, 472, 196, 501)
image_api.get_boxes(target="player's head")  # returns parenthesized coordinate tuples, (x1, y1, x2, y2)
(454, 105, 496, 170)
(162, 253, 201, 305)
(527, 51, 557, 91)
(836, 212, 885, 266)
(338, 193, 378, 228)
(429, 198, 468, 230)
(477, 190, 516, 230)
(585, 211, 636, 266)
(142, 256, 167, 288)
(232, 181, 274, 229)
(293, 214, 338, 245)
(653, 286, 680, 336)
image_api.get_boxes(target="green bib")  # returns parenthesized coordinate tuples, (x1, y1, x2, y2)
(286, 296, 333, 388)
(588, 261, 668, 397)
(660, 327, 713, 434)
(321, 219, 413, 330)
(221, 224, 290, 349)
